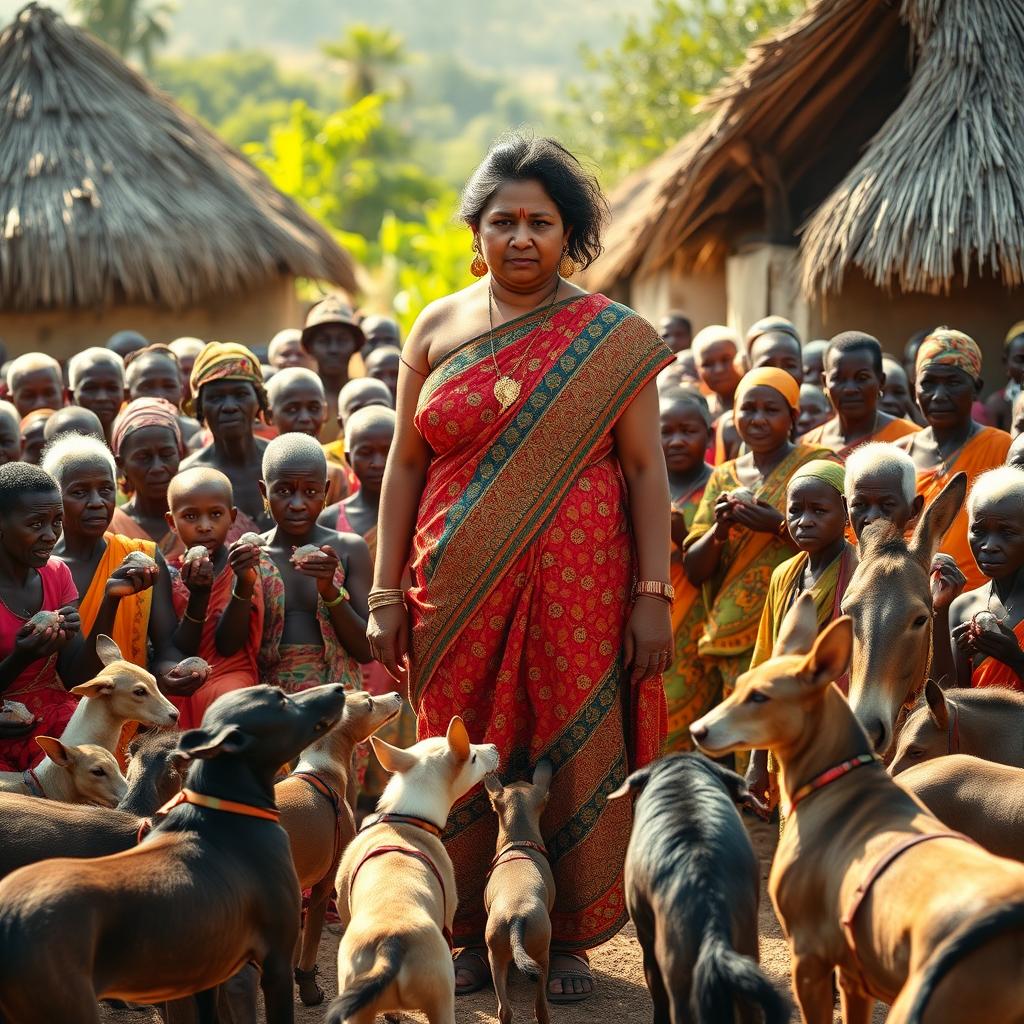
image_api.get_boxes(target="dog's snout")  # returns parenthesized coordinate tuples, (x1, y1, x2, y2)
(168, 708, 180, 722)
(866, 718, 888, 753)
(690, 723, 708, 744)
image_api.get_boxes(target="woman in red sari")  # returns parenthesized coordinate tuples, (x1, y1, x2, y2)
(369, 135, 674, 1001)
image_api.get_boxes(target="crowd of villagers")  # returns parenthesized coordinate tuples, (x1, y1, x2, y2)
(0, 143, 1023, 1003)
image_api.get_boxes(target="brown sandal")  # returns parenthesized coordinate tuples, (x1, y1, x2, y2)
(548, 951, 595, 1004)
(454, 947, 492, 995)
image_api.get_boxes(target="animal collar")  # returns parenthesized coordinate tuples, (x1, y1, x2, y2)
(359, 811, 444, 838)
(487, 839, 549, 877)
(137, 788, 281, 844)
(22, 768, 44, 799)
(784, 753, 880, 817)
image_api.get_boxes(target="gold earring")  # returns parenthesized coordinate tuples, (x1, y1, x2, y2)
(470, 238, 488, 278)
(558, 248, 575, 278)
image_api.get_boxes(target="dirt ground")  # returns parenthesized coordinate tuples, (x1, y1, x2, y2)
(101, 818, 888, 1024)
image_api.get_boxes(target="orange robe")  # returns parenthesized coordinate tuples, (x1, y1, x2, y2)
(972, 619, 1024, 691)
(169, 562, 264, 729)
(913, 427, 1012, 592)
(78, 534, 156, 763)
(801, 415, 919, 461)
(109, 506, 185, 564)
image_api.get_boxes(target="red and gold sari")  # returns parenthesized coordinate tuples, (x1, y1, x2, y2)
(408, 293, 671, 950)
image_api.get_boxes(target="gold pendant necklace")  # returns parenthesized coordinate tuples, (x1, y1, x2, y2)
(488, 278, 560, 412)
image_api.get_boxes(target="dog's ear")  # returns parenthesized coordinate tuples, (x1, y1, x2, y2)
(909, 472, 967, 569)
(607, 765, 651, 801)
(925, 678, 948, 729)
(370, 736, 419, 774)
(799, 616, 853, 691)
(446, 716, 471, 763)
(69, 680, 116, 699)
(775, 592, 818, 657)
(531, 759, 553, 797)
(95, 635, 124, 667)
(176, 725, 251, 760)
(35, 735, 71, 767)
(484, 773, 504, 800)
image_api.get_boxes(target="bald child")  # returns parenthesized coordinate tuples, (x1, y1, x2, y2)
(43, 406, 105, 444)
(6, 354, 63, 419)
(363, 345, 401, 401)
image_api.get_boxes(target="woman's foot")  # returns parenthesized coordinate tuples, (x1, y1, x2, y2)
(454, 946, 491, 995)
(548, 951, 595, 1003)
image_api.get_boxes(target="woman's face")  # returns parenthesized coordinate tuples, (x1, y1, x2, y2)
(0, 488, 63, 569)
(735, 385, 794, 452)
(119, 425, 180, 503)
(916, 364, 978, 430)
(477, 179, 568, 291)
(59, 460, 116, 540)
(824, 348, 881, 423)
(969, 495, 1024, 582)
(200, 380, 258, 440)
(659, 404, 709, 474)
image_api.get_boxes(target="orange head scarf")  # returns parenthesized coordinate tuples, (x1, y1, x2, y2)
(733, 367, 801, 412)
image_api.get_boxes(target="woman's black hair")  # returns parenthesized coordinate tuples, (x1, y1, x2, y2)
(459, 133, 609, 270)
(194, 380, 269, 428)
(825, 331, 883, 377)
(0, 462, 59, 518)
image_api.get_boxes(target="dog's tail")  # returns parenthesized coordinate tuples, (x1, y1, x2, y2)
(901, 900, 1024, 1024)
(326, 936, 404, 1023)
(510, 916, 544, 979)
(693, 928, 789, 1024)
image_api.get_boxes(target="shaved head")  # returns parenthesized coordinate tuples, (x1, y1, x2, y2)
(345, 404, 396, 449)
(266, 366, 325, 404)
(6, 353, 61, 392)
(43, 406, 105, 443)
(969, 466, 1024, 518)
(168, 466, 234, 510)
(68, 348, 125, 389)
(337, 377, 393, 423)
(261, 432, 327, 482)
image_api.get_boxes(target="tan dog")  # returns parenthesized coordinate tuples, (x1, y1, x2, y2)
(691, 594, 1024, 1024)
(898, 754, 1024, 863)
(484, 761, 555, 1024)
(276, 689, 404, 1005)
(328, 716, 499, 1024)
(0, 736, 127, 806)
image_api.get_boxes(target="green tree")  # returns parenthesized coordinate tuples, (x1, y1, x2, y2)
(565, 0, 805, 183)
(70, 0, 175, 69)
(321, 23, 406, 102)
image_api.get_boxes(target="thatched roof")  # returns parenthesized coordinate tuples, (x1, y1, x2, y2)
(588, 0, 1024, 298)
(0, 4, 357, 312)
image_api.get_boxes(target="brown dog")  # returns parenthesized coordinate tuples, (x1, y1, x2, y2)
(484, 761, 555, 1024)
(898, 754, 1024, 863)
(691, 594, 1024, 1024)
(0, 683, 347, 1024)
(328, 716, 499, 1024)
(276, 689, 403, 1005)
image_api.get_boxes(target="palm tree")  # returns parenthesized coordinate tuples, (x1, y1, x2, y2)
(70, 0, 175, 70)
(321, 24, 406, 102)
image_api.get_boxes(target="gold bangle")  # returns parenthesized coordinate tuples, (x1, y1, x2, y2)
(182, 610, 203, 624)
(322, 586, 349, 608)
(231, 585, 251, 603)
(367, 590, 406, 612)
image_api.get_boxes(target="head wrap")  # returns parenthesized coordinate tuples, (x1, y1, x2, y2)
(790, 459, 846, 496)
(19, 408, 55, 431)
(1005, 321, 1024, 348)
(915, 328, 982, 381)
(733, 367, 801, 413)
(111, 398, 183, 457)
(185, 341, 265, 417)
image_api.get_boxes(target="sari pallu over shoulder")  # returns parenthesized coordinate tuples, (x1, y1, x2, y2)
(408, 293, 674, 705)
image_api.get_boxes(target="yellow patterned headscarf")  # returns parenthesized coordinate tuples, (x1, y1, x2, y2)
(915, 328, 982, 381)
(790, 459, 845, 495)
(733, 367, 801, 412)
(1005, 321, 1024, 348)
(185, 342, 265, 417)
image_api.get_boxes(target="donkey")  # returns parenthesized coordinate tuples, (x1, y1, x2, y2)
(842, 473, 966, 757)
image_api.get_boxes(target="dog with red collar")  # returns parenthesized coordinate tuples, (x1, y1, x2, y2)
(0, 683, 347, 1024)
(328, 716, 498, 1024)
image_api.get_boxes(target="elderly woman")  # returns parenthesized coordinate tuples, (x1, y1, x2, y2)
(179, 343, 273, 533)
(107, 397, 187, 563)
(369, 134, 673, 1000)
(43, 434, 206, 702)
(898, 328, 1012, 592)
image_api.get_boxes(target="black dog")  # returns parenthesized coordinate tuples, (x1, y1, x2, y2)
(0, 683, 346, 1024)
(610, 753, 789, 1024)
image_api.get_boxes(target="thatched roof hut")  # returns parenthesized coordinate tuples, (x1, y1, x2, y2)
(0, 3, 357, 355)
(588, 0, 1022, 367)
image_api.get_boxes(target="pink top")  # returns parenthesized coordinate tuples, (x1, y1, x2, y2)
(0, 558, 78, 693)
